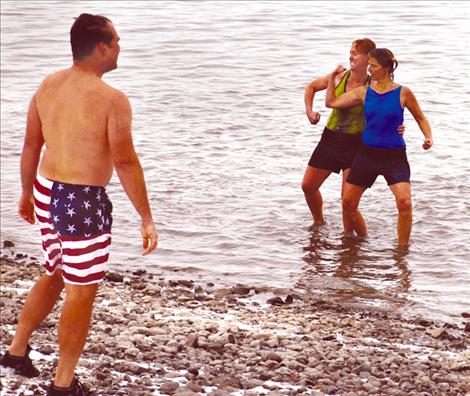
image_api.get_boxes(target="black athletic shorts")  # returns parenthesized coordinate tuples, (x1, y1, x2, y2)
(308, 127, 362, 173)
(347, 144, 410, 188)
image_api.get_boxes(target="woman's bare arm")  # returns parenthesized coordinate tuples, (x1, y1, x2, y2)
(325, 65, 365, 109)
(402, 86, 433, 150)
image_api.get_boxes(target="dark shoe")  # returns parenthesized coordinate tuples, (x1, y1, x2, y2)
(0, 344, 40, 378)
(47, 377, 94, 396)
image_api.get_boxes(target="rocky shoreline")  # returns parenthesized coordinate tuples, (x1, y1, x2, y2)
(1, 245, 469, 396)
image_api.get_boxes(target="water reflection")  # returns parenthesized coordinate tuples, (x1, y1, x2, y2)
(297, 228, 412, 305)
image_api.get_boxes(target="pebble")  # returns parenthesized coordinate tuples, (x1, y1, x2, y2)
(157, 381, 177, 395)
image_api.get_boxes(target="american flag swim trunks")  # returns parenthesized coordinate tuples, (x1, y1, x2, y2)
(33, 174, 113, 285)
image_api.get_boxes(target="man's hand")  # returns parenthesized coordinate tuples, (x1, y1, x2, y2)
(397, 124, 405, 135)
(422, 138, 433, 150)
(141, 223, 158, 256)
(306, 110, 321, 125)
(18, 193, 35, 224)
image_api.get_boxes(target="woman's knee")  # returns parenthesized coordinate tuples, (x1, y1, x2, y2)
(342, 196, 358, 212)
(397, 197, 412, 212)
(301, 179, 318, 194)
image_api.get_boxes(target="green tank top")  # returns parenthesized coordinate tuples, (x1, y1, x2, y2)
(325, 70, 370, 135)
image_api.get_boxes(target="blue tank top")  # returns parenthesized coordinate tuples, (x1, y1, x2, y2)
(362, 86, 405, 149)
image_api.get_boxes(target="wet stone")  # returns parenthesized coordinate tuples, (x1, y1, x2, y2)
(105, 272, 124, 282)
(266, 296, 284, 306)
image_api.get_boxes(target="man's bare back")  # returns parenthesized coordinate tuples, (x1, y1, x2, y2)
(36, 68, 124, 186)
(19, 16, 155, 252)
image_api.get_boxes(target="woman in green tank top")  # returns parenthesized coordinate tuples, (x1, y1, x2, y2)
(302, 38, 375, 236)
(325, 70, 370, 135)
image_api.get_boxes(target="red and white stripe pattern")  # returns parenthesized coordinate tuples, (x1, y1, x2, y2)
(34, 175, 111, 285)
(34, 175, 61, 276)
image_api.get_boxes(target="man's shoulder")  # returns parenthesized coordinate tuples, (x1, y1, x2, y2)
(37, 69, 68, 90)
(97, 83, 131, 116)
(80, 79, 131, 111)
(100, 81, 129, 103)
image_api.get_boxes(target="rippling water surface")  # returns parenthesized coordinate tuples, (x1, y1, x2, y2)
(1, 1, 469, 323)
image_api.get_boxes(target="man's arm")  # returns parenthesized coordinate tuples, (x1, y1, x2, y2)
(19, 94, 44, 224)
(304, 74, 329, 124)
(403, 86, 433, 150)
(107, 90, 158, 255)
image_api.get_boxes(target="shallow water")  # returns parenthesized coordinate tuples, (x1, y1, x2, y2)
(1, 1, 469, 324)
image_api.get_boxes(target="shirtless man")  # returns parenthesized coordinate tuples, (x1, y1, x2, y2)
(0, 14, 157, 395)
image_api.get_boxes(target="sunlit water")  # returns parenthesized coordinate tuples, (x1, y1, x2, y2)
(1, 1, 469, 324)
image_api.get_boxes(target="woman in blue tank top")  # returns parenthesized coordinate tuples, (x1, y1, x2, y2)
(325, 48, 433, 247)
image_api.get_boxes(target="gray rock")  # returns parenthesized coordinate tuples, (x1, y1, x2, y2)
(264, 351, 283, 363)
(231, 285, 251, 295)
(207, 390, 231, 396)
(267, 296, 284, 305)
(242, 378, 264, 389)
(105, 272, 124, 282)
(186, 333, 199, 348)
(186, 382, 203, 393)
(116, 340, 134, 349)
(160, 381, 179, 395)
(213, 374, 242, 389)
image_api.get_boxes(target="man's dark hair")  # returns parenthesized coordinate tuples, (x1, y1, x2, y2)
(70, 13, 113, 60)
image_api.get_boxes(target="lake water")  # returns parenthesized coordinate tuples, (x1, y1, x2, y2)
(1, 1, 469, 324)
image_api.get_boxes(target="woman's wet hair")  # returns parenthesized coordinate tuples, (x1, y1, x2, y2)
(369, 48, 399, 81)
(70, 13, 113, 60)
(352, 38, 376, 54)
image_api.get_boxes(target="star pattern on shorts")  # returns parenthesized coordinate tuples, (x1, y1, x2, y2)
(66, 207, 76, 217)
(66, 224, 76, 234)
(51, 184, 112, 236)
